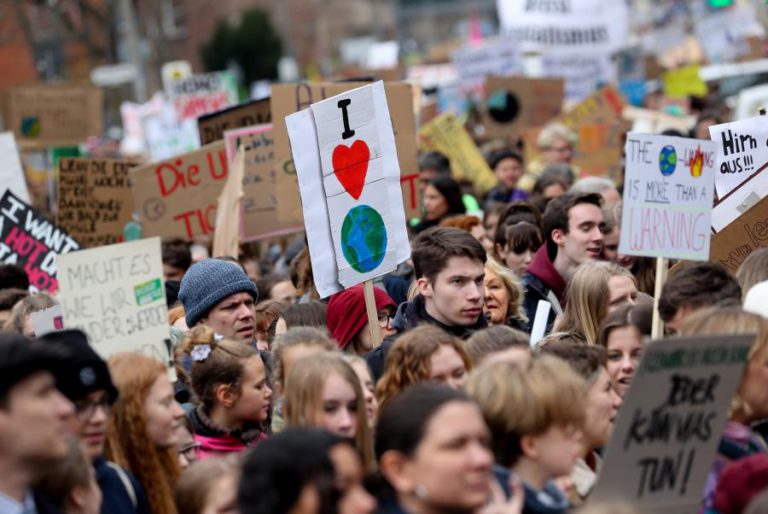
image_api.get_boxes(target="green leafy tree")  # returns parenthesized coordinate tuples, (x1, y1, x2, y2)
(201, 8, 282, 83)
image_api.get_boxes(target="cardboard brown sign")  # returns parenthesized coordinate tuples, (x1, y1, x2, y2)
(709, 193, 768, 274)
(197, 98, 272, 145)
(483, 76, 564, 139)
(271, 82, 419, 224)
(57, 158, 138, 248)
(4, 83, 103, 146)
(130, 141, 228, 239)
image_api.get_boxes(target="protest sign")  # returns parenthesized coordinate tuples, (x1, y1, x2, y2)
(496, 0, 628, 53)
(4, 83, 103, 146)
(619, 134, 716, 261)
(272, 81, 419, 224)
(119, 92, 165, 156)
(419, 113, 497, 193)
(29, 305, 64, 337)
(482, 76, 564, 139)
(130, 141, 229, 239)
(0, 132, 30, 203)
(591, 334, 754, 513)
(710, 193, 768, 275)
(141, 102, 201, 161)
(694, 4, 762, 64)
(662, 65, 707, 99)
(57, 238, 170, 364)
(198, 98, 272, 145)
(168, 71, 239, 121)
(540, 52, 617, 104)
(58, 158, 137, 248)
(451, 39, 522, 96)
(223, 125, 303, 241)
(0, 190, 81, 292)
(708, 115, 768, 198)
(711, 167, 767, 232)
(287, 81, 410, 295)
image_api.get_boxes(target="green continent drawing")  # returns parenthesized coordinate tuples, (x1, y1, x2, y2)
(340, 205, 387, 273)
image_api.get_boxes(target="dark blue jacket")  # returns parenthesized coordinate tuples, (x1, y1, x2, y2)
(94, 457, 151, 514)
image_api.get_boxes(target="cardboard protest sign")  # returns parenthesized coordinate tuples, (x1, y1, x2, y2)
(29, 305, 64, 337)
(168, 71, 239, 121)
(540, 52, 616, 104)
(0, 133, 30, 203)
(287, 81, 410, 293)
(710, 193, 768, 275)
(591, 334, 754, 513)
(57, 238, 171, 364)
(496, 0, 629, 53)
(619, 134, 716, 261)
(482, 76, 564, 139)
(223, 125, 303, 241)
(4, 83, 103, 146)
(0, 190, 81, 292)
(130, 141, 228, 239)
(198, 98, 271, 145)
(58, 158, 137, 248)
(419, 113, 497, 193)
(451, 39, 522, 96)
(708, 116, 768, 199)
(272, 82, 419, 224)
(711, 167, 767, 232)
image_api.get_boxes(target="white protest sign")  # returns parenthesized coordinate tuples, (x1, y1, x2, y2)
(141, 102, 201, 161)
(29, 305, 63, 337)
(168, 71, 239, 121)
(451, 39, 522, 96)
(309, 81, 409, 288)
(619, 134, 716, 261)
(591, 334, 754, 514)
(708, 115, 768, 198)
(0, 132, 30, 203)
(496, 0, 628, 54)
(57, 237, 170, 364)
(540, 51, 617, 104)
(711, 168, 767, 233)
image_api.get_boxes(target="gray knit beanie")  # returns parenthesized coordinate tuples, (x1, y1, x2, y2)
(179, 259, 259, 327)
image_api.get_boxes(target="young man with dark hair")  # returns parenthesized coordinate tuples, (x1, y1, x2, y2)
(485, 149, 528, 207)
(365, 227, 487, 380)
(161, 237, 192, 282)
(0, 333, 73, 513)
(0, 264, 29, 291)
(523, 193, 605, 333)
(659, 262, 742, 335)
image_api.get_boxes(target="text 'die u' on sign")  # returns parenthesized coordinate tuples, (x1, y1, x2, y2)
(619, 133, 716, 261)
(287, 81, 409, 296)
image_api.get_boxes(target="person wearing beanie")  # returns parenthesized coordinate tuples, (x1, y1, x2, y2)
(38, 329, 151, 514)
(0, 332, 73, 514)
(178, 259, 259, 344)
(326, 285, 396, 356)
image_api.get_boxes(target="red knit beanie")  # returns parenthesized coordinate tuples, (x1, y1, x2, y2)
(326, 285, 396, 349)
(714, 454, 768, 514)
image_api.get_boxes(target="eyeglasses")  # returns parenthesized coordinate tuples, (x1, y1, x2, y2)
(74, 397, 112, 420)
(377, 312, 394, 329)
(179, 442, 201, 461)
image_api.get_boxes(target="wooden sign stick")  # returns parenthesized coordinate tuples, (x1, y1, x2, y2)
(363, 280, 383, 347)
(651, 257, 669, 339)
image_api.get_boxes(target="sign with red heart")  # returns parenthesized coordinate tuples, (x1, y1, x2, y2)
(332, 140, 370, 200)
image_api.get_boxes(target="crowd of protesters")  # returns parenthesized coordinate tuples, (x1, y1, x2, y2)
(2, 118, 768, 514)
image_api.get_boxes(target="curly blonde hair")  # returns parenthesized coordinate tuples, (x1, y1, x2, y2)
(105, 353, 181, 514)
(375, 326, 472, 409)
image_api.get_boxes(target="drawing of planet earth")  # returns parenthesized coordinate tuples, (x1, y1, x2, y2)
(341, 205, 387, 273)
(659, 145, 677, 176)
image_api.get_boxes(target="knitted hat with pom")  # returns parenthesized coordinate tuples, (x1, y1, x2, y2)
(179, 259, 258, 327)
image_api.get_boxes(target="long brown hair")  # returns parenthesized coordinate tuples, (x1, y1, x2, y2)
(105, 353, 181, 514)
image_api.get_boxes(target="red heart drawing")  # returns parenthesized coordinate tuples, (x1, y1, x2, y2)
(332, 140, 370, 200)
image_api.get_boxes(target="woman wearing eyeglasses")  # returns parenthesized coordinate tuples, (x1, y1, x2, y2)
(326, 284, 397, 356)
(39, 329, 151, 514)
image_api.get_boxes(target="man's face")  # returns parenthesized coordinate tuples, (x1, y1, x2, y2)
(0, 371, 74, 463)
(553, 203, 604, 266)
(541, 137, 573, 165)
(418, 256, 485, 327)
(200, 292, 256, 343)
(494, 158, 523, 190)
(163, 264, 186, 282)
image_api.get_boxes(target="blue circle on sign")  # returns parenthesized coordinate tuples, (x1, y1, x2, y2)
(659, 145, 677, 176)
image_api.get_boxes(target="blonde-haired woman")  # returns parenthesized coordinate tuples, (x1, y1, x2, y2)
(484, 257, 528, 331)
(105, 353, 185, 514)
(555, 261, 638, 344)
(681, 307, 768, 514)
(283, 352, 374, 471)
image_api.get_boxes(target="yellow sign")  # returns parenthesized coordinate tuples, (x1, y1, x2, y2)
(662, 65, 708, 98)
